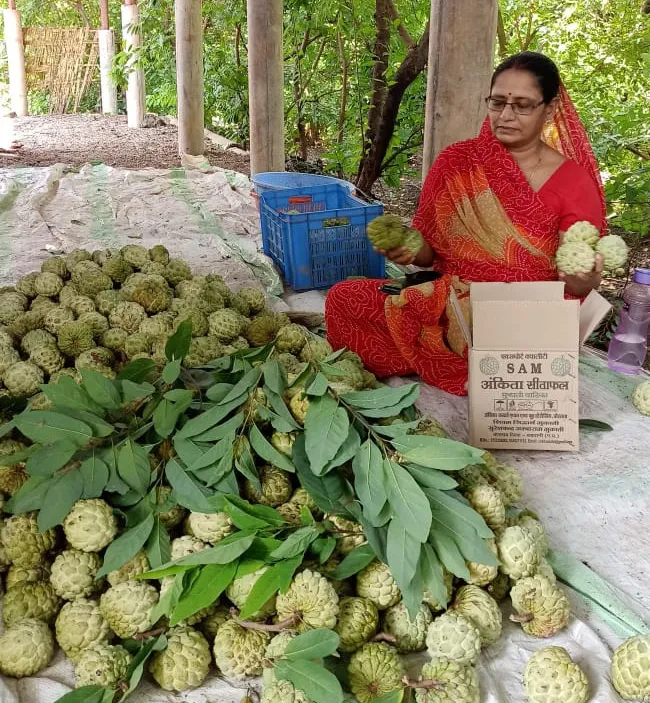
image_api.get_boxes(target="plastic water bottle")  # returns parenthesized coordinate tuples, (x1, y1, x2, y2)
(607, 268, 650, 375)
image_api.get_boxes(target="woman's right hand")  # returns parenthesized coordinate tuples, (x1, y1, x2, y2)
(375, 246, 418, 266)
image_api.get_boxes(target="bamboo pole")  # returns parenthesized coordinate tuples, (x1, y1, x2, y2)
(3, 7, 28, 116)
(121, 1, 145, 128)
(422, 0, 498, 181)
(175, 0, 204, 155)
(98, 0, 117, 114)
(99, 0, 110, 29)
(247, 0, 285, 175)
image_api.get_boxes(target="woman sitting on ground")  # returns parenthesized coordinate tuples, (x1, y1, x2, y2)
(325, 51, 606, 396)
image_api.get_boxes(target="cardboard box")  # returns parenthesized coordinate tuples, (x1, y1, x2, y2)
(453, 283, 611, 452)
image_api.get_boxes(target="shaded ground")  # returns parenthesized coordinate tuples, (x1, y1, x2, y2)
(0, 114, 250, 173)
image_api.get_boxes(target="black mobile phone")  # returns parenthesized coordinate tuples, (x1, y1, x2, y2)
(378, 270, 443, 294)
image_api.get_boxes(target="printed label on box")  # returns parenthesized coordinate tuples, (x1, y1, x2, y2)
(469, 350, 578, 451)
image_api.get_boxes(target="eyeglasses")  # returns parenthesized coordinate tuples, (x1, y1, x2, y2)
(485, 97, 545, 115)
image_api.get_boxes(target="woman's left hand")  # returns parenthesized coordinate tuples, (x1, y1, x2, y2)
(559, 253, 604, 297)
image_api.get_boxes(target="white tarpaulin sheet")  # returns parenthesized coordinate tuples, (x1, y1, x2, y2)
(0, 165, 648, 703)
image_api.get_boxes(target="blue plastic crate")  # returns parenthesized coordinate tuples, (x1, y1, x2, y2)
(259, 184, 385, 291)
(252, 171, 356, 195)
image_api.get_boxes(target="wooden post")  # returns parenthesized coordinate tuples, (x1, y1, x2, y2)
(247, 0, 285, 175)
(175, 0, 204, 155)
(3, 6, 28, 116)
(98, 0, 117, 115)
(121, 0, 145, 128)
(421, 0, 497, 180)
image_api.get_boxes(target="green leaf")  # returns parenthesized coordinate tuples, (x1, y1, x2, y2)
(293, 435, 349, 513)
(219, 367, 262, 405)
(223, 496, 284, 530)
(239, 559, 297, 619)
(80, 455, 110, 498)
(5, 476, 52, 513)
(144, 518, 171, 569)
(264, 386, 301, 431)
(387, 516, 421, 593)
(262, 359, 286, 395)
(153, 399, 183, 438)
(284, 629, 340, 660)
(172, 531, 256, 567)
(64, 409, 114, 438)
(383, 459, 431, 542)
(25, 440, 78, 478)
(149, 572, 184, 621)
(186, 433, 233, 473)
(405, 463, 458, 491)
(234, 437, 260, 491)
(320, 425, 361, 474)
(331, 544, 376, 580)
(117, 440, 151, 495)
(191, 412, 244, 442)
(120, 379, 156, 403)
(165, 320, 193, 361)
(170, 561, 237, 625)
(306, 372, 329, 396)
(341, 383, 419, 409)
(275, 658, 344, 703)
(80, 369, 121, 410)
(391, 436, 484, 471)
(249, 423, 295, 472)
(371, 692, 404, 703)
(54, 687, 116, 703)
(429, 530, 471, 581)
(162, 359, 182, 384)
(37, 469, 84, 531)
(175, 397, 244, 439)
(419, 543, 448, 609)
(165, 459, 215, 513)
(14, 411, 93, 446)
(120, 634, 167, 699)
(352, 440, 387, 522)
(311, 536, 337, 564)
(205, 383, 235, 402)
(118, 358, 157, 383)
(371, 420, 420, 438)
(579, 419, 614, 432)
(354, 386, 420, 418)
(42, 377, 105, 416)
(96, 513, 155, 579)
(270, 526, 320, 561)
(304, 394, 349, 475)
(426, 488, 493, 539)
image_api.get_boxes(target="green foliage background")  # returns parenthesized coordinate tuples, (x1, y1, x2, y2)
(1, 0, 649, 233)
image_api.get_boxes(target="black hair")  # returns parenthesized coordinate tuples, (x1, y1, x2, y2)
(491, 52, 561, 103)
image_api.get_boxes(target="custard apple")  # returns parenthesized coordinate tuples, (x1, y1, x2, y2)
(43, 305, 75, 335)
(0, 618, 54, 677)
(275, 569, 339, 631)
(518, 514, 549, 559)
(1, 513, 56, 566)
(107, 550, 150, 586)
(265, 630, 298, 662)
(29, 344, 65, 375)
(77, 311, 109, 338)
(534, 557, 557, 585)
(383, 601, 432, 653)
(403, 227, 425, 255)
(467, 538, 499, 587)
(3, 581, 61, 626)
(183, 335, 224, 368)
(425, 612, 481, 666)
(334, 597, 379, 652)
(510, 575, 570, 637)
(451, 585, 502, 646)
(423, 568, 454, 611)
(184, 511, 234, 544)
(497, 525, 539, 579)
(486, 571, 512, 602)
(55, 597, 111, 663)
(524, 646, 589, 703)
(356, 561, 401, 610)
(271, 432, 296, 458)
(5, 563, 51, 590)
(199, 604, 231, 641)
(120, 245, 150, 269)
(109, 301, 147, 333)
(149, 624, 211, 691)
(632, 380, 650, 416)
(156, 486, 187, 529)
(347, 642, 404, 703)
(596, 234, 629, 272)
(563, 221, 600, 248)
(33, 272, 64, 298)
(125, 274, 173, 313)
(63, 499, 117, 552)
(3, 361, 44, 396)
(15, 272, 39, 298)
(50, 549, 103, 600)
(102, 255, 134, 283)
(276, 323, 307, 353)
(164, 258, 193, 285)
(99, 580, 159, 638)
(71, 263, 113, 297)
(0, 346, 21, 380)
(611, 635, 650, 701)
(236, 287, 266, 314)
(57, 320, 95, 357)
(243, 466, 293, 507)
(208, 309, 243, 342)
(95, 290, 123, 316)
(555, 241, 596, 275)
(466, 483, 506, 530)
(482, 453, 524, 506)
(244, 313, 279, 347)
(212, 620, 270, 679)
(415, 658, 480, 703)
(289, 391, 310, 425)
(65, 249, 93, 272)
(328, 515, 367, 555)
(261, 680, 314, 703)
(124, 332, 153, 358)
(367, 214, 408, 250)
(277, 352, 305, 375)
(148, 245, 170, 265)
(171, 535, 209, 560)
(42, 256, 69, 277)
(226, 567, 277, 621)
(298, 335, 333, 363)
(75, 642, 131, 688)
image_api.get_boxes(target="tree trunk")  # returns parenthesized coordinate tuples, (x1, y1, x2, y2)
(356, 22, 430, 194)
(337, 30, 348, 147)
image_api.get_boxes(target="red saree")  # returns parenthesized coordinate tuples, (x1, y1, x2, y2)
(325, 87, 606, 396)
